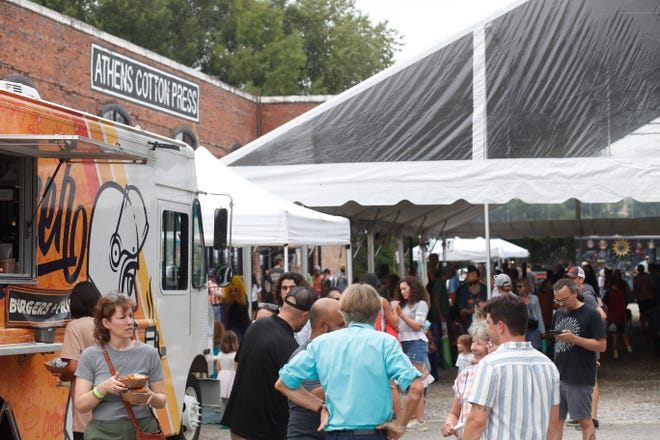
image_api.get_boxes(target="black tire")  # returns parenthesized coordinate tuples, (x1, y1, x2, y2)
(171, 375, 202, 440)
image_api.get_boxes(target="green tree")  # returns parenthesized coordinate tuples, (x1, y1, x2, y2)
(33, 0, 399, 96)
(285, 0, 400, 94)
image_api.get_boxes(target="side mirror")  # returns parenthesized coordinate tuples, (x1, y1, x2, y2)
(215, 264, 233, 287)
(213, 208, 228, 250)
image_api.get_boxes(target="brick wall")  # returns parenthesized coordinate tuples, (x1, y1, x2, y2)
(0, 0, 327, 157)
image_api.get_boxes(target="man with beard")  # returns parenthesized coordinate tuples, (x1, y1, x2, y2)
(456, 268, 488, 333)
(221, 286, 316, 440)
(548, 279, 606, 440)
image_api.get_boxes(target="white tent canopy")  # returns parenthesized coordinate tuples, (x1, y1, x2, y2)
(220, 0, 660, 240)
(414, 237, 530, 262)
(195, 147, 350, 247)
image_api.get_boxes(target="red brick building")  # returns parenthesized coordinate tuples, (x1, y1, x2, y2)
(0, 0, 328, 158)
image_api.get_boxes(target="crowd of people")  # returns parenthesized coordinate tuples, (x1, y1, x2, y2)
(209, 255, 659, 440)
(48, 253, 658, 440)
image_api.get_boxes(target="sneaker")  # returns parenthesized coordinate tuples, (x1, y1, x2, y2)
(566, 419, 579, 426)
(574, 419, 598, 431)
(407, 420, 428, 432)
(406, 420, 420, 430)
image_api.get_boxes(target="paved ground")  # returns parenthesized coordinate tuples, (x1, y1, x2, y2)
(200, 304, 660, 440)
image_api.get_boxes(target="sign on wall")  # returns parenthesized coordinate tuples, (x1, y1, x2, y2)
(90, 44, 199, 122)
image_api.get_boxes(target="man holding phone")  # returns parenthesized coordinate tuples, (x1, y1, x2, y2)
(548, 278, 607, 440)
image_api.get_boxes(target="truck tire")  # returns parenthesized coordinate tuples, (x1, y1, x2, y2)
(174, 375, 202, 440)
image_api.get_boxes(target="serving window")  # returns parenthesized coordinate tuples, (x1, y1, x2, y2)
(0, 153, 36, 283)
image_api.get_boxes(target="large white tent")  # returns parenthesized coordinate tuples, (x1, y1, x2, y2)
(220, 0, 660, 235)
(219, 0, 660, 280)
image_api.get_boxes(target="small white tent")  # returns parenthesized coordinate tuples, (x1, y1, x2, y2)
(195, 147, 350, 247)
(414, 237, 529, 262)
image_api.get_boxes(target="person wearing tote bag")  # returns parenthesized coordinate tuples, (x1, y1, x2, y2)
(75, 293, 167, 439)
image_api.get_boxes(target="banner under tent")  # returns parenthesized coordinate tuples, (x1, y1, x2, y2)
(219, 0, 660, 286)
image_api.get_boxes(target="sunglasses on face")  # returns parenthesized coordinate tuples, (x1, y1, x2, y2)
(467, 281, 479, 286)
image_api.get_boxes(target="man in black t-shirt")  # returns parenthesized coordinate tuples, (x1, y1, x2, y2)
(548, 278, 606, 440)
(221, 287, 316, 440)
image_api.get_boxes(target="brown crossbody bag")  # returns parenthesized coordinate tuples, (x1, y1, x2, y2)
(101, 343, 165, 440)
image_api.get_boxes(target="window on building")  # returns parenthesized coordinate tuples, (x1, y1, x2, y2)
(174, 126, 199, 149)
(99, 104, 132, 125)
(161, 210, 189, 291)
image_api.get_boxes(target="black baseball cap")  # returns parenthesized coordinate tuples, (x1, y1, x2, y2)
(284, 286, 316, 312)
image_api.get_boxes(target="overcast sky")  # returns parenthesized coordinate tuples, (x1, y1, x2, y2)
(353, 0, 521, 63)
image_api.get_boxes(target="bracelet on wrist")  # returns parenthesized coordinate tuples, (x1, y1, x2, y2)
(92, 387, 106, 400)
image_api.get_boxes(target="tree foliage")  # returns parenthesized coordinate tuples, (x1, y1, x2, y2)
(34, 0, 400, 95)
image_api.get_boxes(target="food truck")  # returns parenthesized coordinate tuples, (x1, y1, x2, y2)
(0, 81, 224, 439)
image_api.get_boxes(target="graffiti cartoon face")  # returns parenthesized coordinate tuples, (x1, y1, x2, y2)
(88, 183, 148, 297)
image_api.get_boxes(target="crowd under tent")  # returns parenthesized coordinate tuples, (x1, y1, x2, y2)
(195, 147, 352, 284)
(221, 0, 660, 281)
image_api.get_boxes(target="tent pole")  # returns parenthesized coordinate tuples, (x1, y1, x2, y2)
(397, 233, 405, 279)
(243, 246, 253, 316)
(301, 245, 309, 276)
(283, 244, 289, 272)
(345, 244, 353, 288)
(367, 228, 375, 274)
(485, 204, 492, 298)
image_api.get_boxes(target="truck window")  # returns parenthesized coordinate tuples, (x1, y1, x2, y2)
(0, 153, 36, 281)
(191, 199, 206, 289)
(161, 210, 189, 290)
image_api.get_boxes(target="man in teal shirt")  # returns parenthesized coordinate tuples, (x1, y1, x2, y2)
(276, 283, 423, 440)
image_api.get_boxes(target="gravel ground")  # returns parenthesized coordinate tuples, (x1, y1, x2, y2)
(200, 305, 660, 440)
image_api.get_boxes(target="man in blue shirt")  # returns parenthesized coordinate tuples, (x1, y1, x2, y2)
(276, 283, 423, 440)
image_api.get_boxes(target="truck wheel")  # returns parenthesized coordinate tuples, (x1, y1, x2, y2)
(177, 375, 202, 440)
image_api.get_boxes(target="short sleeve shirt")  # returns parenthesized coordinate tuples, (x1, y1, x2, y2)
(76, 342, 164, 420)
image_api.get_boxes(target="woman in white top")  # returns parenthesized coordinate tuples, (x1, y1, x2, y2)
(392, 275, 430, 432)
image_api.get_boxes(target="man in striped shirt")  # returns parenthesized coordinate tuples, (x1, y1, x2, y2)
(463, 295, 560, 440)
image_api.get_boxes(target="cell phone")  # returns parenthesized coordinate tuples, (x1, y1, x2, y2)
(547, 329, 561, 336)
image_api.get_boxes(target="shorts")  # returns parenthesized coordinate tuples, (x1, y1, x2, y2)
(607, 322, 625, 334)
(559, 381, 593, 421)
(401, 339, 428, 365)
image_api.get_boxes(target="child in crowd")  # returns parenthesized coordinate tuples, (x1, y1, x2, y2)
(215, 330, 239, 426)
(455, 334, 474, 375)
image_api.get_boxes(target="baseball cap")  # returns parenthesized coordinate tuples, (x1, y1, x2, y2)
(566, 266, 585, 279)
(284, 286, 316, 312)
(313, 265, 321, 271)
(494, 273, 512, 287)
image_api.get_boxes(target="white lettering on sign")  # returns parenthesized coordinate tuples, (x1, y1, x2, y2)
(90, 44, 199, 122)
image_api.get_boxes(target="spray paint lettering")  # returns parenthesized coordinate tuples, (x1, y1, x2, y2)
(37, 164, 88, 282)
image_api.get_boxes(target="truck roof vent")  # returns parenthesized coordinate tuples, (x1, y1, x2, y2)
(0, 80, 41, 100)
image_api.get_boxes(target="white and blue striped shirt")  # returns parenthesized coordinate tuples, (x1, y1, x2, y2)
(468, 341, 560, 440)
